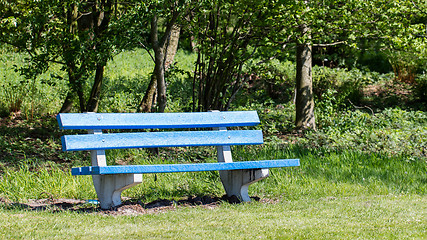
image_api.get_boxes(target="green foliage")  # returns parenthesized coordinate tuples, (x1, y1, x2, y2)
(189, 0, 278, 111)
(235, 102, 295, 136)
(237, 59, 296, 104)
(414, 73, 427, 103)
(0, 0, 153, 112)
(313, 67, 376, 111)
(307, 109, 427, 160)
(0, 49, 67, 117)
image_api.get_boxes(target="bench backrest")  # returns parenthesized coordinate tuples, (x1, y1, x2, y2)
(57, 111, 263, 151)
(57, 111, 260, 130)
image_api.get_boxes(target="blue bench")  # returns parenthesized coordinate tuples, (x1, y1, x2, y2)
(57, 111, 300, 209)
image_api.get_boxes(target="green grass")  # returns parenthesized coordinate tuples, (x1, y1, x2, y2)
(1, 195, 426, 239)
(1, 144, 425, 203)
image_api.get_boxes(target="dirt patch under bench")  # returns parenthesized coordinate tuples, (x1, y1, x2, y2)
(0, 195, 267, 216)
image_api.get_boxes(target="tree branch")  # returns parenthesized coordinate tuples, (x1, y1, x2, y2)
(139, 41, 155, 62)
(312, 41, 346, 47)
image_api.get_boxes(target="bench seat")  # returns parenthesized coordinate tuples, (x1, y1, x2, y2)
(72, 159, 300, 175)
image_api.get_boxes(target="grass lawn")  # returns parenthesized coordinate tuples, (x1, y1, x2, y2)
(1, 195, 425, 239)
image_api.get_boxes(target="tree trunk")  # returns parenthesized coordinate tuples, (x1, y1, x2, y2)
(60, 3, 86, 113)
(138, 25, 180, 113)
(86, 64, 105, 112)
(295, 25, 316, 130)
(65, 64, 86, 112)
(85, 0, 112, 113)
(59, 91, 75, 113)
(164, 25, 180, 69)
(149, 11, 180, 113)
(151, 14, 167, 113)
(138, 74, 158, 112)
(154, 50, 167, 113)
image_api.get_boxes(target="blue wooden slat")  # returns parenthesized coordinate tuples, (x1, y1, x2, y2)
(62, 130, 263, 151)
(57, 111, 260, 130)
(71, 159, 300, 175)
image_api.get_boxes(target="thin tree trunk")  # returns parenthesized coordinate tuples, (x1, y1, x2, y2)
(149, 12, 180, 113)
(138, 24, 180, 113)
(59, 91, 74, 113)
(154, 52, 167, 113)
(86, 64, 105, 112)
(138, 74, 158, 112)
(85, 0, 112, 113)
(295, 25, 316, 130)
(66, 64, 86, 112)
(60, 3, 85, 113)
(151, 14, 167, 113)
(164, 25, 180, 70)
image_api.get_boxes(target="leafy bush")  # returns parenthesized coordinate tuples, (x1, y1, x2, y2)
(234, 102, 295, 136)
(249, 59, 296, 103)
(414, 73, 427, 104)
(304, 108, 427, 160)
(313, 67, 375, 111)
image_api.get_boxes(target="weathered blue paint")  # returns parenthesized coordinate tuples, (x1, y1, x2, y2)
(57, 111, 260, 130)
(62, 130, 263, 151)
(71, 159, 300, 175)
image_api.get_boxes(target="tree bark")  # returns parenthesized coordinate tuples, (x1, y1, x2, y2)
(59, 91, 74, 113)
(66, 63, 86, 112)
(86, 64, 105, 112)
(150, 14, 167, 113)
(138, 74, 158, 112)
(148, 11, 180, 113)
(295, 25, 316, 131)
(138, 24, 180, 113)
(164, 25, 180, 69)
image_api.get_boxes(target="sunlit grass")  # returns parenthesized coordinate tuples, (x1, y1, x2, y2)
(1, 144, 425, 203)
(1, 195, 425, 239)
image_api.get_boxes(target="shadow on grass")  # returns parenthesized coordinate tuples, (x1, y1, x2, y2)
(0, 114, 87, 169)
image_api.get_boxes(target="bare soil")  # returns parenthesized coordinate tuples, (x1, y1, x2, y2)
(0, 195, 264, 216)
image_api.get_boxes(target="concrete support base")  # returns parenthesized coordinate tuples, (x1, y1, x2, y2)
(219, 168, 269, 202)
(92, 174, 143, 209)
(214, 121, 270, 202)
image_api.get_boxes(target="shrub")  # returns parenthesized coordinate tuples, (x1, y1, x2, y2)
(414, 73, 427, 104)
(234, 59, 296, 106)
(313, 67, 373, 111)
(304, 108, 427, 160)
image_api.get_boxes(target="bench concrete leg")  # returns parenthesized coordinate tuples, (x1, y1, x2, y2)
(219, 169, 269, 202)
(215, 128, 269, 201)
(88, 131, 143, 209)
(92, 174, 143, 209)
